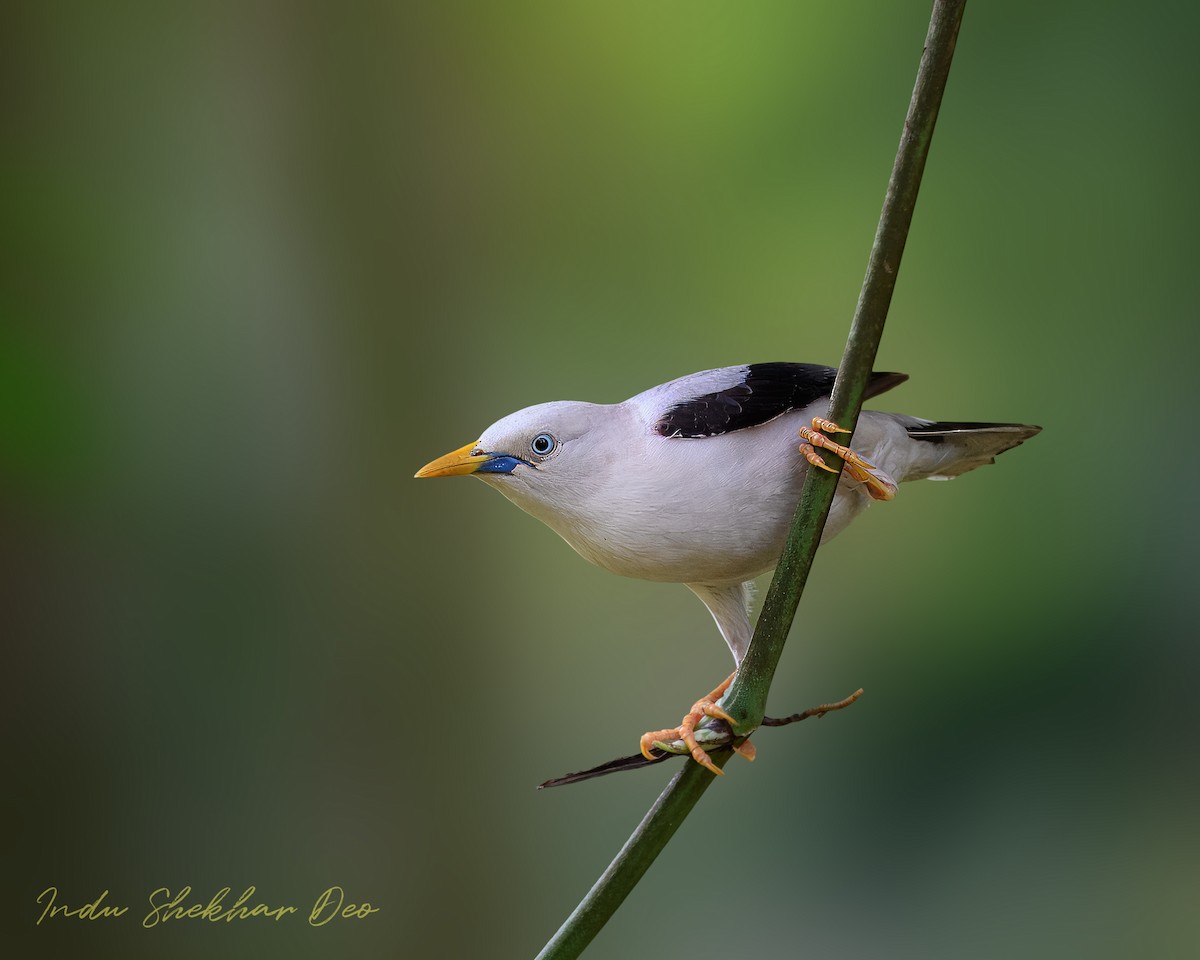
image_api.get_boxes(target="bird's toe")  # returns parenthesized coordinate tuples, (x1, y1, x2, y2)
(799, 419, 898, 500)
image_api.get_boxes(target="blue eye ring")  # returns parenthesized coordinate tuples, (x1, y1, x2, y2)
(530, 433, 556, 456)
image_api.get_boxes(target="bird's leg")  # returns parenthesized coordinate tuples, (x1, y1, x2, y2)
(799, 418, 898, 502)
(640, 671, 742, 776)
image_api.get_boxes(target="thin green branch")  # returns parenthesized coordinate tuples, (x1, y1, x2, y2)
(536, 3, 966, 957)
(724, 0, 966, 728)
(534, 753, 731, 959)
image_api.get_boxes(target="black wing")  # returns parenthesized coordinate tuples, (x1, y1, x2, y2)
(654, 362, 908, 439)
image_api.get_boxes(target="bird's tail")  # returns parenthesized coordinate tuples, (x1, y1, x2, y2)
(900, 420, 1041, 481)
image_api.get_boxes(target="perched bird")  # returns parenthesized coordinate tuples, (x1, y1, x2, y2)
(416, 362, 1039, 773)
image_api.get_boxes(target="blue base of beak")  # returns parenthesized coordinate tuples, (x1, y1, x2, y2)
(477, 456, 523, 474)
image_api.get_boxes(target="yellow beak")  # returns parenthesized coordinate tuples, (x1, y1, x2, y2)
(414, 440, 490, 478)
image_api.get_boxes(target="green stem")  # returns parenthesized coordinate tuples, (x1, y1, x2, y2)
(534, 753, 731, 960)
(724, 0, 966, 728)
(536, 3, 966, 957)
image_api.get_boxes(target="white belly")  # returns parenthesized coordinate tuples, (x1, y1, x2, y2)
(545, 409, 881, 584)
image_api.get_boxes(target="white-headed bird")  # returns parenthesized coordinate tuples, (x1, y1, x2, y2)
(416, 362, 1039, 773)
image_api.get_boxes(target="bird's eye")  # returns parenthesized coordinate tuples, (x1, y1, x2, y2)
(530, 433, 556, 456)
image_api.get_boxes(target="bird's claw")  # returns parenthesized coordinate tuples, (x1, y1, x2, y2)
(799, 419, 898, 501)
(845, 459, 898, 501)
(732, 738, 757, 762)
(798, 442, 839, 473)
(811, 417, 851, 435)
(639, 670, 749, 776)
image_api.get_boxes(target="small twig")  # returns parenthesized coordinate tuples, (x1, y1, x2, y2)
(761, 688, 864, 726)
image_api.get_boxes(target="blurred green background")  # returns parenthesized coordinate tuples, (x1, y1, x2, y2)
(5, 2, 1198, 958)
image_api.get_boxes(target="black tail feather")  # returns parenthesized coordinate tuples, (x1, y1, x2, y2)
(902, 421, 1041, 480)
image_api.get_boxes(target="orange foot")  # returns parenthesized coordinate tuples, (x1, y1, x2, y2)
(799, 417, 898, 501)
(640, 671, 753, 775)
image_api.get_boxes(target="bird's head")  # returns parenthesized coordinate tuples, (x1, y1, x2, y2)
(415, 401, 612, 520)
